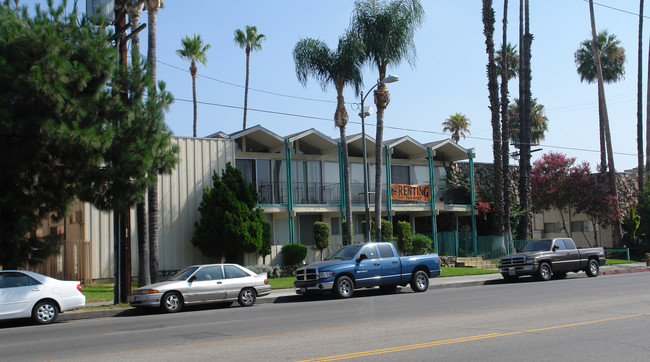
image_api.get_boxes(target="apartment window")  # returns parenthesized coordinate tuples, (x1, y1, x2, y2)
(544, 222, 567, 234)
(331, 217, 341, 235)
(570, 220, 595, 232)
(391, 165, 410, 185)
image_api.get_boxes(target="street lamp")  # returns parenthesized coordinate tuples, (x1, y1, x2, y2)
(359, 75, 399, 242)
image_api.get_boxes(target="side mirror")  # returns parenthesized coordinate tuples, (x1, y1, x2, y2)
(357, 253, 368, 262)
(552, 245, 559, 252)
(188, 275, 197, 283)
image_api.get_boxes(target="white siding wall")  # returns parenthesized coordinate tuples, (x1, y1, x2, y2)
(85, 137, 235, 280)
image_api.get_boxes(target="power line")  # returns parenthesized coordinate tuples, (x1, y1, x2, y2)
(584, 0, 650, 19)
(174, 97, 637, 158)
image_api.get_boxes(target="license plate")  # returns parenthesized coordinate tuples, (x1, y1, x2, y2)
(508, 268, 515, 276)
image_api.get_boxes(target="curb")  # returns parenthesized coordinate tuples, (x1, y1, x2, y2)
(60, 266, 649, 322)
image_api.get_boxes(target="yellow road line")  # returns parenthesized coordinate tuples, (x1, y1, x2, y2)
(298, 313, 650, 362)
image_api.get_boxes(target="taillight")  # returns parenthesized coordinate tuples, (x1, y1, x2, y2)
(264, 278, 268, 285)
(76, 284, 83, 293)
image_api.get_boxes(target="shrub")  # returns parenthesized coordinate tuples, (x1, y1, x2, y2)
(396, 221, 412, 255)
(281, 243, 308, 266)
(412, 233, 433, 255)
(381, 219, 393, 242)
(245, 264, 274, 275)
(342, 220, 350, 245)
(259, 221, 272, 264)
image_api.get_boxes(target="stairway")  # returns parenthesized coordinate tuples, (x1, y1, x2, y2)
(455, 257, 496, 269)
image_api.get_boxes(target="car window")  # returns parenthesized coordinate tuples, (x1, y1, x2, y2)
(224, 265, 250, 279)
(325, 245, 363, 260)
(360, 245, 378, 260)
(522, 240, 552, 252)
(195, 266, 224, 281)
(0, 272, 40, 288)
(377, 244, 395, 258)
(554, 240, 567, 250)
(563, 239, 577, 249)
(168, 266, 199, 281)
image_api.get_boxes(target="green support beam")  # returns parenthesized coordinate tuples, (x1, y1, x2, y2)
(428, 147, 438, 253)
(469, 149, 477, 256)
(285, 139, 294, 244)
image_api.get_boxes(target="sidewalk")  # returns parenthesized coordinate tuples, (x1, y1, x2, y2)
(61, 262, 650, 321)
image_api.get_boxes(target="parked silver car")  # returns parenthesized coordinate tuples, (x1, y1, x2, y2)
(0, 270, 86, 325)
(129, 264, 271, 312)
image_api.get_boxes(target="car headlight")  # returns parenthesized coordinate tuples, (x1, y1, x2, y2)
(526, 259, 537, 264)
(319, 271, 333, 279)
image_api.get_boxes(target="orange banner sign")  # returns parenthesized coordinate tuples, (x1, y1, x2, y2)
(390, 184, 431, 202)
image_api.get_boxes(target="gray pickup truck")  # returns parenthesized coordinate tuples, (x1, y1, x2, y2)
(499, 238, 606, 281)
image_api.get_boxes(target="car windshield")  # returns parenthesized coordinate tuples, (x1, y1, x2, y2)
(325, 245, 363, 260)
(522, 240, 552, 252)
(167, 266, 199, 281)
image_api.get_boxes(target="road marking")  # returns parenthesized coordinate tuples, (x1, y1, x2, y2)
(298, 313, 650, 361)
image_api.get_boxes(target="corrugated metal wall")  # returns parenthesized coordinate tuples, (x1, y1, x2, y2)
(85, 137, 235, 280)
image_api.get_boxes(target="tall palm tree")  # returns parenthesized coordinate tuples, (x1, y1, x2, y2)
(177, 34, 210, 138)
(293, 31, 365, 245)
(574, 30, 626, 171)
(234, 25, 266, 130)
(482, 0, 504, 240)
(442, 113, 471, 143)
(128, 1, 150, 287)
(145, 0, 164, 284)
(499, 0, 514, 252)
(352, 0, 424, 242)
(507, 98, 548, 145)
(584, 0, 623, 245)
(637, 0, 644, 191)
(517, 0, 533, 241)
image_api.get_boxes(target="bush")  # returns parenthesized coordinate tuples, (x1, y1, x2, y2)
(313, 221, 330, 251)
(245, 264, 274, 274)
(381, 219, 393, 242)
(281, 243, 308, 266)
(396, 221, 412, 255)
(412, 233, 433, 255)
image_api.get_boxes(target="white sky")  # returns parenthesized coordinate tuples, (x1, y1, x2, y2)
(23, 0, 649, 172)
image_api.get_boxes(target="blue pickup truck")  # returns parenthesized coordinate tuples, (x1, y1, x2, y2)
(294, 242, 440, 298)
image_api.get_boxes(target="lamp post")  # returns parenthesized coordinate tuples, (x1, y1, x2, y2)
(359, 75, 399, 242)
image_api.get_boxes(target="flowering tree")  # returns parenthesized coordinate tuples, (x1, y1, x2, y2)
(572, 170, 620, 246)
(531, 152, 579, 237)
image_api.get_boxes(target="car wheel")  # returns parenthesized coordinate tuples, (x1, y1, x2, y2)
(501, 273, 518, 282)
(410, 270, 429, 292)
(586, 259, 599, 277)
(536, 262, 552, 281)
(379, 284, 398, 294)
(161, 291, 183, 313)
(238, 288, 257, 307)
(334, 276, 354, 298)
(32, 300, 58, 325)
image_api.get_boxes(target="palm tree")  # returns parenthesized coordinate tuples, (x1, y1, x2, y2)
(499, 0, 514, 252)
(293, 31, 365, 245)
(636, 0, 644, 191)
(584, 0, 623, 245)
(128, 1, 150, 287)
(234, 25, 266, 130)
(482, 0, 504, 241)
(507, 98, 548, 145)
(352, 0, 425, 242)
(574, 30, 625, 170)
(145, 0, 163, 284)
(496, 42, 519, 81)
(442, 113, 471, 143)
(517, 0, 533, 241)
(177, 34, 210, 138)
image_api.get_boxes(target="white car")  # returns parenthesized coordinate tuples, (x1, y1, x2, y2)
(0, 270, 86, 325)
(129, 263, 272, 312)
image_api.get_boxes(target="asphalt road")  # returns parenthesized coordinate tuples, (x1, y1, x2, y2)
(1, 272, 648, 362)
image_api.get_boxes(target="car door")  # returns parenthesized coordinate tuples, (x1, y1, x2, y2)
(186, 266, 227, 303)
(552, 240, 578, 272)
(354, 245, 382, 287)
(560, 238, 581, 271)
(0, 272, 45, 320)
(223, 265, 254, 299)
(377, 244, 400, 285)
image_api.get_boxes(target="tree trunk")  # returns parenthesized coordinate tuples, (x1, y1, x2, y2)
(637, 0, 645, 191)
(500, 0, 514, 252)
(340, 127, 353, 244)
(191, 62, 198, 137)
(482, 0, 503, 236)
(146, 3, 160, 284)
(517, 0, 533, 241)
(374, 86, 389, 242)
(244, 48, 250, 130)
